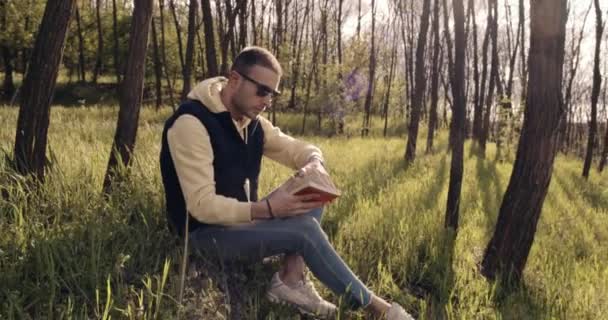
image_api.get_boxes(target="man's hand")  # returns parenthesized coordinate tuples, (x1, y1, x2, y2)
(296, 157, 328, 177)
(251, 181, 324, 220)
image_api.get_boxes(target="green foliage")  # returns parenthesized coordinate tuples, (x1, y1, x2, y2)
(0, 106, 606, 319)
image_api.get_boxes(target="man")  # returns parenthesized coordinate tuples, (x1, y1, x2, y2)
(160, 46, 414, 319)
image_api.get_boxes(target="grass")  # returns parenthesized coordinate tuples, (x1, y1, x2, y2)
(0, 104, 606, 319)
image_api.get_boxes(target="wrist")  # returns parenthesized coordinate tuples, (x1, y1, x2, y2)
(250, 200, 273, 220)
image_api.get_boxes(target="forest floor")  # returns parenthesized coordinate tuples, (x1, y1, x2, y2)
(0, 105, 606, 319)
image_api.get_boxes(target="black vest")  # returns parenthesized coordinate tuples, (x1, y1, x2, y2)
(160, 101, 264, 235)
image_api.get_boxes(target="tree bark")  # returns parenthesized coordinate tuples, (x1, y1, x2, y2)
(480, 0, 499, 156)
(427, 0, 442, 152)
(169, 0, 186, 73)
(103, 0, 154, 192)
(75, 3, 86, 83)
(445, 0, 466, 230)
(481, 0, 567, 283)
(362, 0, 377, 137)
(201, 0, 219, 77)
(13, 0, 76, 180)
(582, 0, 603, 179)
(404, 0, 431, 159)
(159, 0, 175, 107)
(112, 0, 121, 83)
(180, 0, 198, 102)
(470, 0, 481, 141)
(93, 0, 104, 83)
(151, 17, 163, 109)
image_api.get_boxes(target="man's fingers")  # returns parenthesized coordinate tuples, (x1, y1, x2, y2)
(297, 201, 324, 210)
(295, 193, 322, 202)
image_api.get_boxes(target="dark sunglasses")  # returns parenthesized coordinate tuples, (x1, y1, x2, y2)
(235, 71, 280, 98)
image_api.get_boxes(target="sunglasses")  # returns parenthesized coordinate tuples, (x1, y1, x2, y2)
(236, 71, 281, 98)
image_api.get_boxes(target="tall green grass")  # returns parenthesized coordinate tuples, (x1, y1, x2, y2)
(0, 105, 606, 319)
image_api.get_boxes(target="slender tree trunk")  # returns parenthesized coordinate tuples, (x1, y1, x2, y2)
(93, 0, 104, 83)
(405, 0, 431, 160)
(75, 4, 86, 83)
(104, 0, 154, 191)
(287, 0, 308, 110)
(582, 0, 603, 178)
(481, 0, 567, 283)
(201, 0, 218, 77)
(362, 0, 377, 138)
(445, 0, 466, 231)
(13, 0, 76, 180)
(1, 46, 15, 100)
(427, 0, 442, 152)
(169, 0, 185, 73)
(181, 0, 198, 102)
(600, 82, 608, 172)
(337, 0, 343, 67)
(151, 17, 163, 109)
(518, 0, 527, 104)
(112, 0, 121, 83)
(480, 0, 498, 156)
(470, 0, 482, 141)
(159, 0, 175, 107)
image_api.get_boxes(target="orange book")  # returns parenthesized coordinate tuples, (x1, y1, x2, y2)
(281, 170, 341, 203)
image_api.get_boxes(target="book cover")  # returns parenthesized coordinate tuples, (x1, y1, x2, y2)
(283, 170, 341, 203)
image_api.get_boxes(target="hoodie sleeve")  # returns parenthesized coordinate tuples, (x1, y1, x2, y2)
(258, 116, 324, 169)
(167, 115, 252, 225)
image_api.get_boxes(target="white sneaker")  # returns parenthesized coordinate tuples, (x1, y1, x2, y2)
(266, 272, 337, 319)
(386, 303, 415, 320)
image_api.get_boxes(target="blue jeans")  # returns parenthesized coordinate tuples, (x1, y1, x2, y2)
(189, 207, 373, 309)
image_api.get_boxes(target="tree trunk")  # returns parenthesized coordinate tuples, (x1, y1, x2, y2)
(445, 0, 466, 230)
(362, 0, 377, 137)
(480, 0, 499, 156)
(201, 0, 219, 77)
(518, 0, 527, 105)
(337, 0, 343, 66)
(75, 3, 86, 83)
(426, 0, 442, 152)
(481, 0, 567, 283)
(404, 0, 431, 159)
(181, 0, 198, 102)
(93, 0, 104, 83)
(13, 0, 76, 180)
(1, 46, 15, 100)
(159, 0, 175, 107)
(151, 17, 163, 109)
(582, 0, 603, 179)
(112, 0, 121, 83)
(470, 0, 482, 141)
(169, 0, 185, 73)
(103, 0, 154, 192)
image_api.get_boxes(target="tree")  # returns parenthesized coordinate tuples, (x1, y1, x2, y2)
(481, 0, 568, 283)
(201, 0, 219, 77)
(92, 0, 104, 83)
(362, 0, 377, 137)
(12, 0, 76, 180)
(479, 0, 499, 157)
(112, 0, 121, 83)
(180, 0, 198, 101)
(404, 0, 431, 160)
(103, 0, 154, 191)
(445, 0, 466, 230)
(582, 0, 604, 179)
(426, 0, 442, 152)
(74, 3, 86, 83)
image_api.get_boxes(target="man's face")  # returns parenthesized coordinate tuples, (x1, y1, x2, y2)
(230, 65, 280, 120)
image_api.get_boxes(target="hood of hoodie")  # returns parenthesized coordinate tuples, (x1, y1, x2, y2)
(187, 76, 229, 114)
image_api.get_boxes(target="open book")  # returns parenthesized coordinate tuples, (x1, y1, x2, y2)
(281, 169, 341, 203)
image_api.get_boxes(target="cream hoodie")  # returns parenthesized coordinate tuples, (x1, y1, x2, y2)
(167, 77, 324, 225)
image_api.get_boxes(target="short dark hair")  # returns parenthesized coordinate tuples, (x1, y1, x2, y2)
(231, 46, 282, 76)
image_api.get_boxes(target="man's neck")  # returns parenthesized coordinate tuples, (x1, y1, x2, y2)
(219, 88, 243, 121)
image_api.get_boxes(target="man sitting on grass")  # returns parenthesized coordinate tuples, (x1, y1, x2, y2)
(160, 46, 414, 320)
